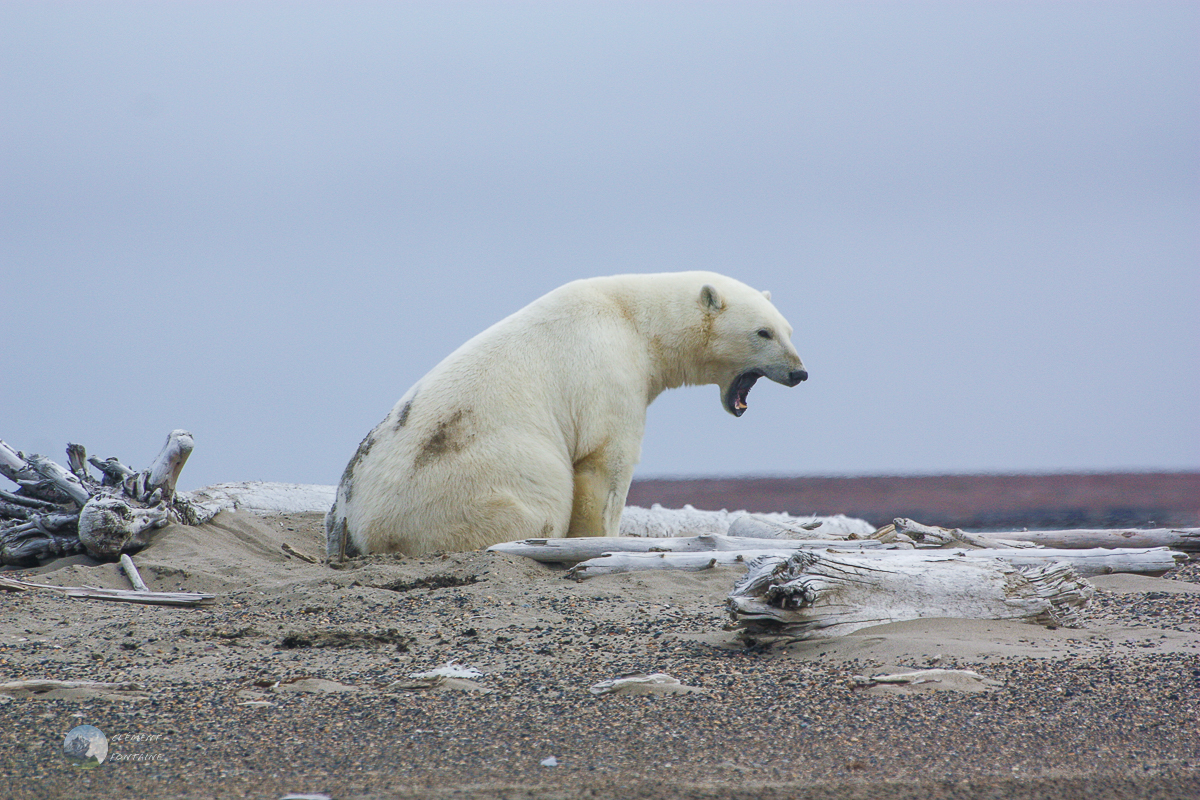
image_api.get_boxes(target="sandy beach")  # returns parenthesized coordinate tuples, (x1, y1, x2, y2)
(1, 510, 1198, 799)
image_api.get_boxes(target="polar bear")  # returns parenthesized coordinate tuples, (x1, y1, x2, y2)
(326, 271, 807, 558)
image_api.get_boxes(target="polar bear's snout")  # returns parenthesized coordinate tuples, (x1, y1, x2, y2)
(785, 368, 809, 386)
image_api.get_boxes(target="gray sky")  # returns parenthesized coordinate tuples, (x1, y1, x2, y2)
(2, 2, 1197, 492)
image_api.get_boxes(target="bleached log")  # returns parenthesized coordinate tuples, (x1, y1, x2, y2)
(0, 575, 214, 606)
(976, 527, 1200, 553)
(0, 440, 32, 483)
(0, 679, 144, 696)
(0, 489, 58, 511)
(119, 553, 150, 592)
(727, 551, 1092, 640)
(65, 443, 90, 480)
(891, 517, 958, 545)
(87, 455, 136, 485)
(846, 546, 1187, 577)
(24, 453, 92, 507)
(0, 441, 84, 506)
(892, 518, 1042, 549)
(141, 429, 193, 501)
(565, 549, 861, 579)
(489, 534, 885, 564)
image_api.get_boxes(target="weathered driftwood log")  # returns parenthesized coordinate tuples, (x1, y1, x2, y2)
(890, 518, 1039, 549)
(0, 575, 215, 606)
(975, 527, 1200, 553)
(889, 517, 1200, 554)
(0, 431, 196, 565)
(488, 534, 886, 564)
(520, 539, 1185, 580)
(727, 551, 1092, 640)
(564, 548, 903, 579)
(119, 553, 151, 592)
(847, 546, 1187, 577)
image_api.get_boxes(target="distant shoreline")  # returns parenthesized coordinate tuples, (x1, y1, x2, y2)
(629, 471, 1200, 530)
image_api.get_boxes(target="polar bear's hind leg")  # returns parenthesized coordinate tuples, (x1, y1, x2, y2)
(567, 448, 631, 539)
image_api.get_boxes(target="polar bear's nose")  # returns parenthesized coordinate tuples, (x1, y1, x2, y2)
(786, 369, 808, 386)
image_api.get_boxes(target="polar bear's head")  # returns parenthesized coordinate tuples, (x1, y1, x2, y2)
(699, 280, 808, 417)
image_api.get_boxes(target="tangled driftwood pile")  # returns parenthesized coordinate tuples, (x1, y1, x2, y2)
(0, 431, 205, 565)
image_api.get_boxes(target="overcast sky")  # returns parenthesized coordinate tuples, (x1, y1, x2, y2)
(2, 2, 1197, 492)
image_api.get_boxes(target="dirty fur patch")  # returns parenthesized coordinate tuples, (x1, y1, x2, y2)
(394, 398, 414, 431)
(414, 408, 471, 469)
(339, 429, 378, 503)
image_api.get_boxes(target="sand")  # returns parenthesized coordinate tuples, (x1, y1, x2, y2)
(1, 510, 1197, 799)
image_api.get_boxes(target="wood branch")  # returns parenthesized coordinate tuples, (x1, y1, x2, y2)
(143, 429, 193, 501)
(892, 518, 958, 545)
(973, 527, 1200, 553)
(489, 534, 886, 564)
(119, 553, 150, 592)
(0, 489, 59, 512)
(0, 440, 33, 483)
(846, 546, 1187, 577)
(565, 549, 858, 579)
(0, 679, 145, 696)
(24, 453, 91, 507)
(0, 441, 74, 504)
(0, 575, 215, 606)
(727, 551, 1093, 640)
(65, 443, 91, 481)
(87, 456, 136, 486)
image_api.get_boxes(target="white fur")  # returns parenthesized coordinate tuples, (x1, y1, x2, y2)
(326, 271, 806, 557)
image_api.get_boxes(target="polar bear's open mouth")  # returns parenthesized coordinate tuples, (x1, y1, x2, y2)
(726, 370, 763, 417)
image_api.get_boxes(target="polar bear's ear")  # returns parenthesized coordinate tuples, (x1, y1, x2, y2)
(761, 289, 771, 301)
(700, 284, 724, 312)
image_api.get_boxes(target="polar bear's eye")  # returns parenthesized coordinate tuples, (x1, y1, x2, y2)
(757, 328, 773, 340)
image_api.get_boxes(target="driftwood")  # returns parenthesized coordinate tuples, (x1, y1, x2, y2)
(0, 431, 202, 565)
(556, 544, 1184, 580)
(970, 527, 1200, 553)
(0, 679, 147, 700)
(488, 534, 886, 564)
(849, 546, 1186, 577)
(727, 551, 1093, 640)
(888, 517, 1200, 554)
(565, 550, 848, 579)
(0, 574, 215, 606)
